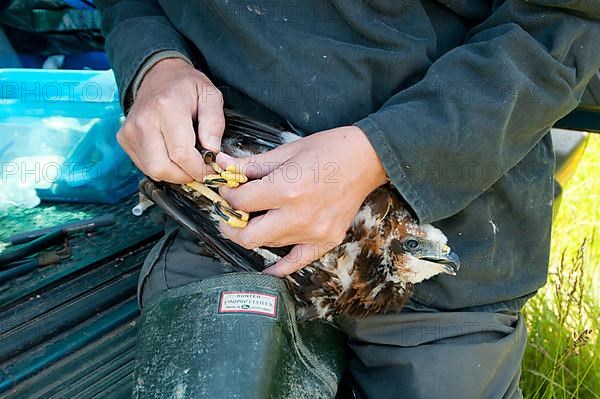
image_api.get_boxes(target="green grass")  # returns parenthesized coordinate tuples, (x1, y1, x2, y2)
(521, 134, 600, 398)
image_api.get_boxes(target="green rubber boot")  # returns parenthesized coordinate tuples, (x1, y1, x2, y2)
(133, 272, 346, 398)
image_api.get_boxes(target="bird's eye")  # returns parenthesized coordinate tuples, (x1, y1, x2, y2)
(403, 239, 420, 251)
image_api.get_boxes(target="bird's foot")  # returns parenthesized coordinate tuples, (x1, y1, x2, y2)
(184, 149, 250, 228)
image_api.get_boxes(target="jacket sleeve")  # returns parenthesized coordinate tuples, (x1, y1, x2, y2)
(354, 0, 600, 224)
(95, 0, 195, 109)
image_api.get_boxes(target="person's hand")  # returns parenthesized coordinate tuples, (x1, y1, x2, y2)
(117, 58, 225, 183)
(218, 126, 388, 276)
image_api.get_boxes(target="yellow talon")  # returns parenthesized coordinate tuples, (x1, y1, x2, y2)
(237, 210, 249, 222)
(221, 207, 249, 221)
(222, 208, 249, 228)
(203, 174, 226, 185)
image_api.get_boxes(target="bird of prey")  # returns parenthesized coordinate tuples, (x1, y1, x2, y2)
(141, 110, 460, 322)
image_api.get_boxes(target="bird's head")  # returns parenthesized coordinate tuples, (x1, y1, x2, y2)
(359, 187, 460, 285)
(387, 222, 460, 284)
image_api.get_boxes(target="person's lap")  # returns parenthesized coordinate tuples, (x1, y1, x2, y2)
(138, 220, 525, 399)
(337, 308, 525, 398)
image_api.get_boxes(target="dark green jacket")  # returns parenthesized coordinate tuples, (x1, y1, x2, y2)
(96, 0, 600, 310)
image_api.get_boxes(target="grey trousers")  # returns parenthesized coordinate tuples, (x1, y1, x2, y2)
(138, 220, 526, 399)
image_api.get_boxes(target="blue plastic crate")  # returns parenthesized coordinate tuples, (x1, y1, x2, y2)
(0, 68, 141, 204)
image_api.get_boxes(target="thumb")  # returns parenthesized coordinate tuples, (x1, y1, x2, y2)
(197, 83, 225, 152)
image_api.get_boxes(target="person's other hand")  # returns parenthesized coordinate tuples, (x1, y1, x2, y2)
(218, 126, 388, 276)
(118, 58, 225, 183)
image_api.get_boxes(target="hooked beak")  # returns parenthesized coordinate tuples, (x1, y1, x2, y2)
(420, 246, 461, 276)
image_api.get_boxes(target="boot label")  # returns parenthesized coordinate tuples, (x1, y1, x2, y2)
(219, 291, 278, 317)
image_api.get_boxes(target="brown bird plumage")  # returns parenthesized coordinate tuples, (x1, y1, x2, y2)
(150, 110, 460, 322)
(285, 187, 458, 321)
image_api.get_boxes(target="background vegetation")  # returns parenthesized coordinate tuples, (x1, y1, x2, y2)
(521, 134, 599, 398)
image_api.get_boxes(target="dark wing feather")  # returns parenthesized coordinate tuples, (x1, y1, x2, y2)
(223, 109, 290, 149)
(141, 180, 265, 272)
